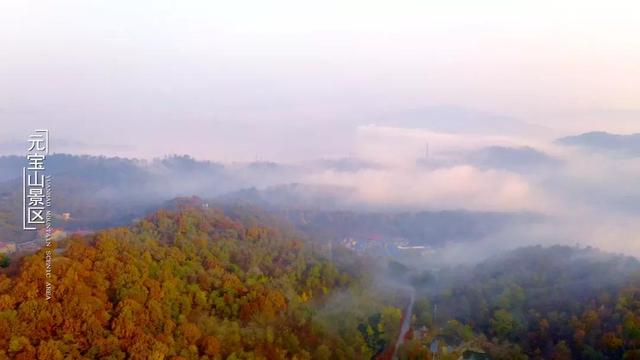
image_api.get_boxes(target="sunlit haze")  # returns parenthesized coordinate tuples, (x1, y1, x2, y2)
(2, 0, 639, 160)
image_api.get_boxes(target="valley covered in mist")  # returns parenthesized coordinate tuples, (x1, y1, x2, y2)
(3, 0, 640, 358)
(1, 128, 640, 359)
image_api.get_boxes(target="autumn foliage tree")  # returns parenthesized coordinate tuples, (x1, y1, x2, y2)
(0, 206, 369, 359)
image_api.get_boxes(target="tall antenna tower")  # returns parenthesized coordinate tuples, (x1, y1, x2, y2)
(425, 141, 430, 159)
(433, 303, 437, 324)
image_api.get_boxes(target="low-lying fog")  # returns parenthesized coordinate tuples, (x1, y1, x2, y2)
(1, 116, 639, 260)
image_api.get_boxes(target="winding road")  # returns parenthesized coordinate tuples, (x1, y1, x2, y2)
(392, 288, 415, 360)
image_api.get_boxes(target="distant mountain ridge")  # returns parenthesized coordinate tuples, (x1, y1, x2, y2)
(465, 146, 561, 172)
(556, 131, 640, 156)
(215, 183, 356, 210)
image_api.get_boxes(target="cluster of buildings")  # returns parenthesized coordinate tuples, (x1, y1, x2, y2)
(339, 236, 434, 257)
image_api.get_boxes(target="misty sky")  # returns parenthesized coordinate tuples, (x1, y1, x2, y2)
(1, 0, 639, 161)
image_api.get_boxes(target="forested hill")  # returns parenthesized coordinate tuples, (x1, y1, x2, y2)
(5, 197, 640, 359)
(401, 246, 640, 359)
(0, 205, 389, 359)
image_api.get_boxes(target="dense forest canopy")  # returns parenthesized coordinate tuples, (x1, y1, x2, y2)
(0, 205, 405, 359)
(399, 246, 640, 359)
(4, 202, 640, 359)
